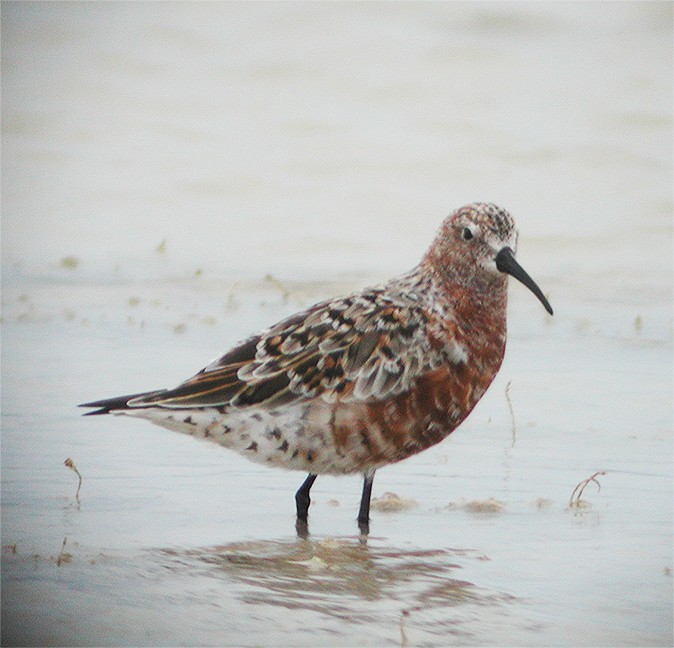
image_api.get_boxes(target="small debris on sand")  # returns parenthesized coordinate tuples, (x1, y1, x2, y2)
(370, 492, 418, 512)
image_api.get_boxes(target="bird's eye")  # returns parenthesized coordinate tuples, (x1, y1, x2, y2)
(462, 227, 474, 241)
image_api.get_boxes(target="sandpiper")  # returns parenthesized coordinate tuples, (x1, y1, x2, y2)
(81, 202, 552, 532)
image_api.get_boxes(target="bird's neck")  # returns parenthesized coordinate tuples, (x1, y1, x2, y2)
(420, 258, 509, 362)
(421, 252, 508, 315)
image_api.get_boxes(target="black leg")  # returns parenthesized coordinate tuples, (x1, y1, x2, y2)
(295, 473, 317, 522)
(295, 518, 310, 539)
(357, 471, 375, 534)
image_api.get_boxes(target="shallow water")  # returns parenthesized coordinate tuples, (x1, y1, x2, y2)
(2, 276, 671, 646)
(2, 3, 673, 647)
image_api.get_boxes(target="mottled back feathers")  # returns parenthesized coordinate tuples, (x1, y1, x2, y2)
(125, 275, 464, 411)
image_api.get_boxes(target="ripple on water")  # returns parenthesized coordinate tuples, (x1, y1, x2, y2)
(155, 537, 516, 644)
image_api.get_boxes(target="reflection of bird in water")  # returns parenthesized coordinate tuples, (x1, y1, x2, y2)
(163, 538, 487, 609)
(81, 203, 552, 533)
(157, 538, 512, 644)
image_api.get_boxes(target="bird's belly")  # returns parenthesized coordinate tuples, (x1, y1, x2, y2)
(120, 404, 369, 474)
(118, 360, 500, 475)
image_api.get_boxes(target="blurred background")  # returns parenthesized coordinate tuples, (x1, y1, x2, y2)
(3, 1, 671, 286)
(2, 3, 672, 646)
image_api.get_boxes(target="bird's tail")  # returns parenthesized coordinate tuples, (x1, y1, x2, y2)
(79, 390, 167, 416)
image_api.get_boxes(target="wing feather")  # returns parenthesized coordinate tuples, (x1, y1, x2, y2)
(123, 284, 461, 411)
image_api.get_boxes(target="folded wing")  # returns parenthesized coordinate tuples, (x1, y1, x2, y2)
(82, 287, 455, 413)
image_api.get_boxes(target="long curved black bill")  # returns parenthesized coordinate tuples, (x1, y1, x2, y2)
(495, 247, 553, 315)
